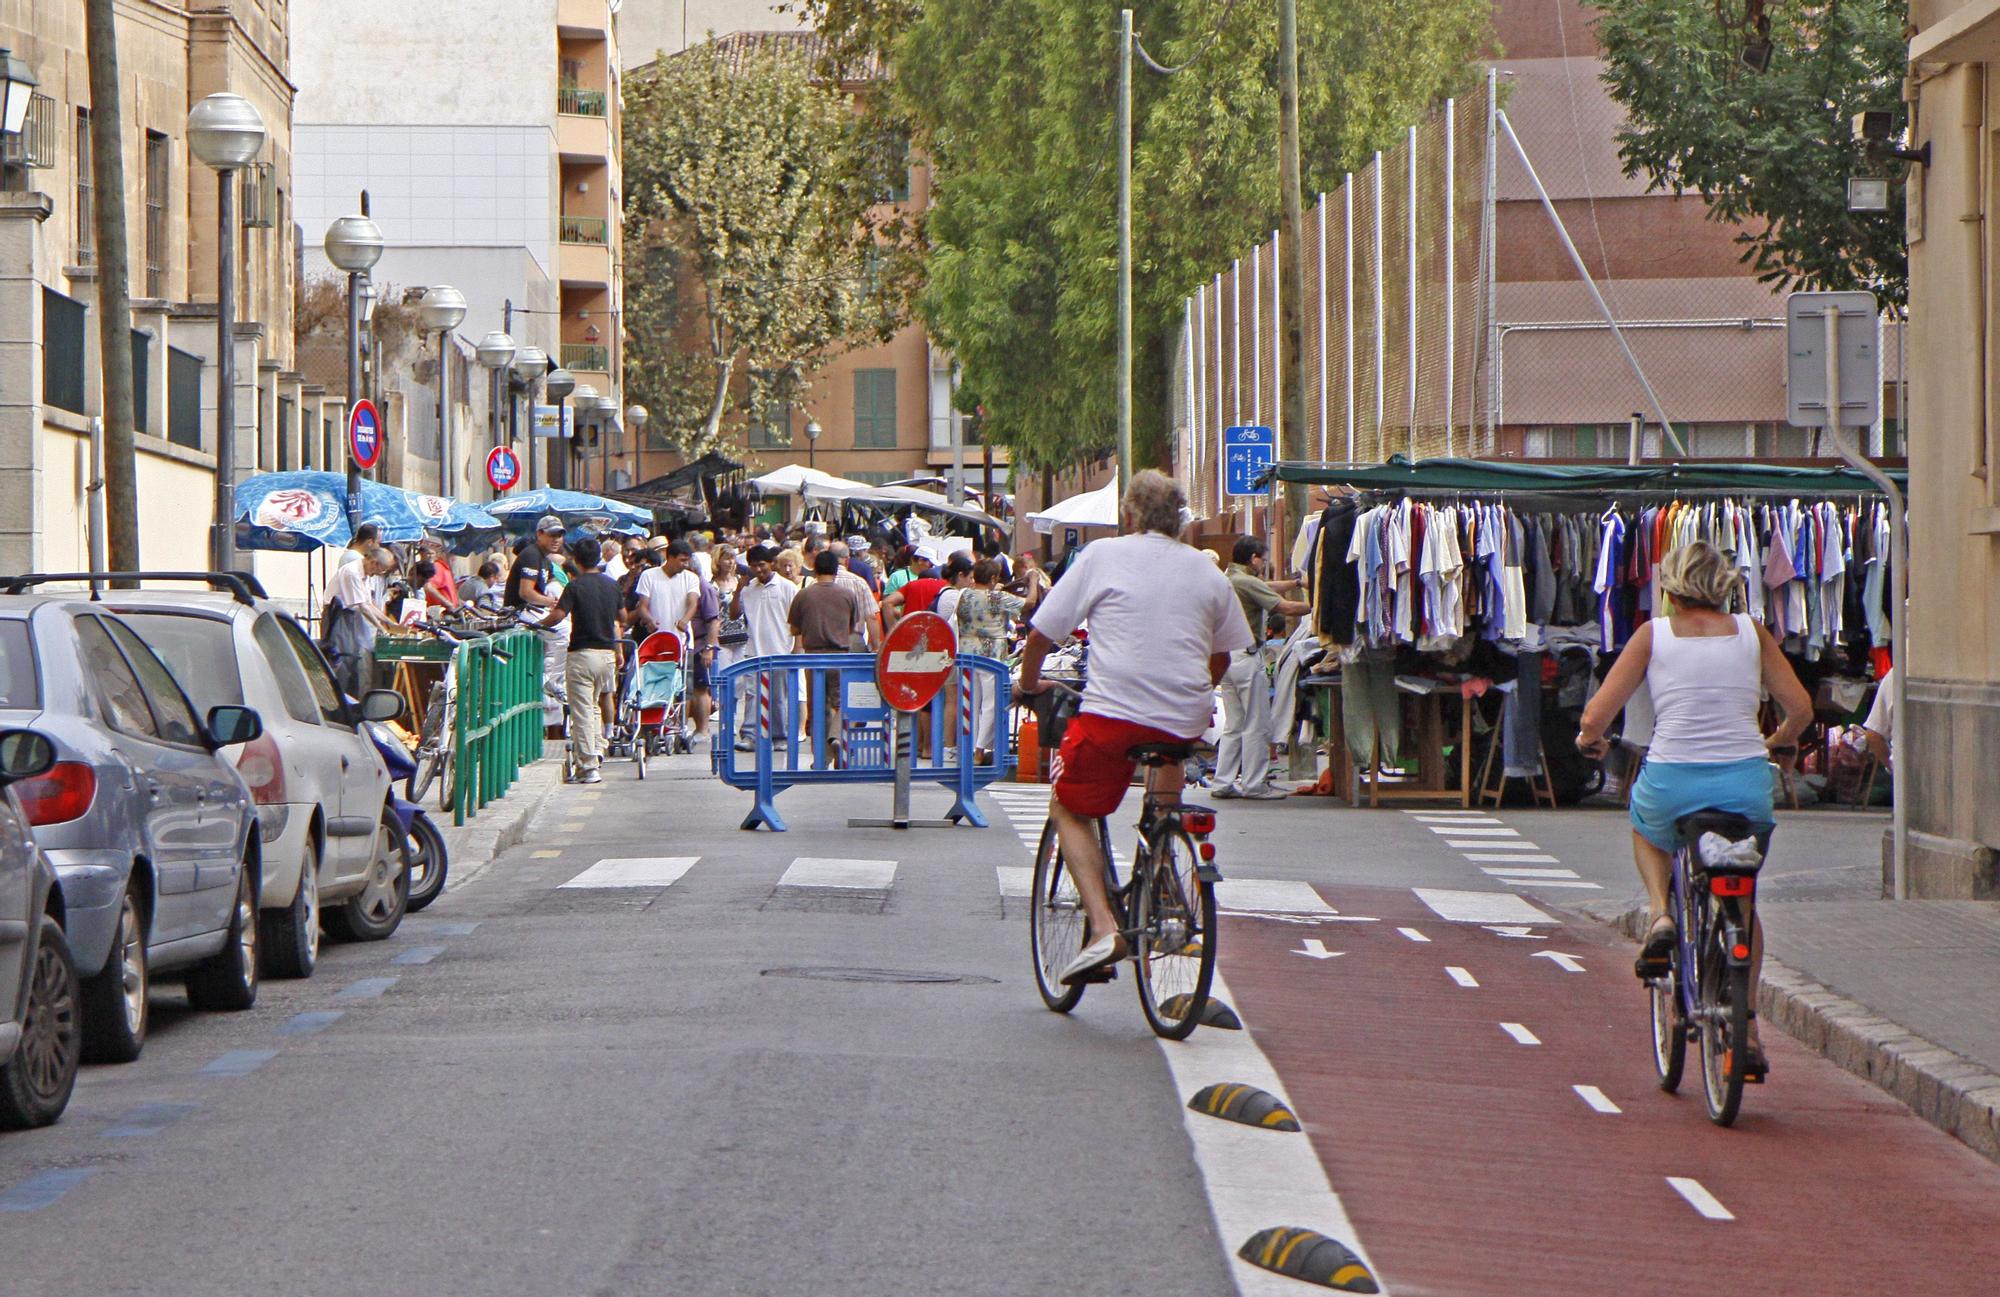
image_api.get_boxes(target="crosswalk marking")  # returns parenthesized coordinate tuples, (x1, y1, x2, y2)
(1464, 852, 1561, 864)
(1478, 866, 1581, 879)
(1215, 879, 1334, 916)
(1412, 888, 1555, 925)
(562, 857, 702, 889)
(1448, 839, 1545, 851)
(1495, 878, 1603, 890)
(778, 857, 898, 890)
(995, 866, 1034, 898)
(1427, 826, 1519, 837)
(1401, 809, 1489, 817)
(1410, 814, 1503, 825)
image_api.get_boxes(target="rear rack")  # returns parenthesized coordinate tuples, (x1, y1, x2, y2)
(0, 571, 268, 605)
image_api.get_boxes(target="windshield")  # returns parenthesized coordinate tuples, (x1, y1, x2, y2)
(0, 619, 38, 710)
(115, 612, 243, 709)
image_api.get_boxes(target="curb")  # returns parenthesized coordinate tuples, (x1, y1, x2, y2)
(438, 759, 563, 893)
(1571, 899, 2000, 1166)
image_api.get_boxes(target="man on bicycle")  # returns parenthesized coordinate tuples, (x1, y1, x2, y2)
(1018, 471, 1252, 985)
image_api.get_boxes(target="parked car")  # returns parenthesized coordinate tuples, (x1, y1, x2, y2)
(0, 594, 266, 1062)
(0, 728, 81, 1129)
(101, 577, 410, 978)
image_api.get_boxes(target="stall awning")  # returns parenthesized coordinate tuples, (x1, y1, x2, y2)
(1269, 457, 1906, 497)
(1025, 480, 1119, 534)
(620, 453, 742, 501)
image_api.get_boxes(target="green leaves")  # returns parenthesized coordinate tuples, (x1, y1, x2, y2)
(1595, 0, 1908, 303)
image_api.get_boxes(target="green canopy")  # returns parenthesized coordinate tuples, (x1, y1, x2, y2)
(1268, 456, 1905, 497)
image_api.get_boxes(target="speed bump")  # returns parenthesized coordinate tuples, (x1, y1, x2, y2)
(1158, 994, 1242, 1029)
(1188, 1082, 1300, 1131)
(1237, 1227, 1378, 1291)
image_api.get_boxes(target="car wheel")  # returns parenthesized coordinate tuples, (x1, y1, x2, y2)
(260, 838, 321, 979)
(186, 866, 259, 1012)
(323, 815, 409, 942)
(80, 885, 148, 1064)
(0, 915, 82, 1130)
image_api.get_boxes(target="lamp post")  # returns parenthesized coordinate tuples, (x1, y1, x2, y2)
(476, 330, 516, 497)
(419, 285, 467, 495)
(188, 92, 266, 572)
(511, 345, 547, 489)
(625, 404, 647, 490)
(805, 418, 822, 471)
(323, 212, 383, 528)
(544, 367, 576, 490)
(568, 382, 600, 492)
(0, 48, 40, 191)
(591, 395, 619, 491)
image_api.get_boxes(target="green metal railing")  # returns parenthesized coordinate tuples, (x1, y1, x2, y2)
(560, 343, 610, 372)
(559, 215, 608, 245)
(558, 86, 607, 116)
(449, 629, 546, 826)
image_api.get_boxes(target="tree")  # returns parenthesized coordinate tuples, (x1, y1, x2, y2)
(793, 0, 1489, 474)
(621, 41, 912, 457)
(1594, 0, 1909, 303)
(84, 0, 139, 570)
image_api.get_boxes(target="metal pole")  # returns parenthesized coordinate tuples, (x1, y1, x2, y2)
(1270, 229, 1282, 453)
(527, 386, 540, 491)
(87, 417, 107, 581)
(1627, 412, 1642, 466)
(1818, 304, 1908, 899)
(345, 269, 362, 529)
(211, 170, 238, 572)
(437, 330, 452, 497)
(1444, 99, 1456, 457)
(1372, 153, 1385, 459)
(1115, 7, 1133, 492)
(1251, 240, 1262, 426)
(1344, 178, 1355, 464)
(1317, 194, 1329, 462)
(1498, 111, 1684, 454)
(1406, 126, 1418, 461)
(950, 366, 965, 504)
(1482, 68, 1500, 455)
(1214, 272, 1225, 514)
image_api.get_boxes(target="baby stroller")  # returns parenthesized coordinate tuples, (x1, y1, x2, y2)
(613, 631, 693, 779)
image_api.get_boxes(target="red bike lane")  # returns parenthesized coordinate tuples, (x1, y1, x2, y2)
(1216, 883, 2000, 1296)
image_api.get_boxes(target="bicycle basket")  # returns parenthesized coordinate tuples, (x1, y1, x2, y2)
(1027, 682, 1082, 751)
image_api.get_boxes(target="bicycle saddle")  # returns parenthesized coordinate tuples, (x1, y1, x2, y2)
(1127, 742, 1194, 766)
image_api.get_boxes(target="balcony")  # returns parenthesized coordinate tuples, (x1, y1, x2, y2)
(559, 239, 613, 287)
(558, 85, 607, 117)
(557, 0, 610, 34)
(557, 110, 611, 162)
(561, 343, 610, 372)
(560, 215, 608, 246)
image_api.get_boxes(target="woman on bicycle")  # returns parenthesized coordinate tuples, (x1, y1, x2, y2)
(1576, 540, 1811, 1072)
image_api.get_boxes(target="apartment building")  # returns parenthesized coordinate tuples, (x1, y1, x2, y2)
(618, 0, 803, 67)
(291, 0, 624, 499)
(0, 0, 316, 574)
(629, 31, 1002, 495)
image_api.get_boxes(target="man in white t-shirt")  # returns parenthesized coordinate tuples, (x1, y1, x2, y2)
(733, 544, 799, 748)
(635, 541, 700, 636)
(1019, 471, 1252, 984)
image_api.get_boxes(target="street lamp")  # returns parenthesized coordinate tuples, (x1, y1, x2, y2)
(188, 92, 266, 573)
(625, 403, 648, 489)
(544, 367, 576, 490)
(476, 331, 516, 491)
(568, 382, 600, 492)
(419, 285, 468, 495)
(0, 48, 40, 190)
(805, 417, 823, 471)
(591, 395, 619, 492)
(324, 212, 383, 528)
(511, 345, 548, 489)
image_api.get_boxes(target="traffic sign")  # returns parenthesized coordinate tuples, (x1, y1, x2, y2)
(348, 399, 382, 470)
(875, 611, 956, 713)
(1225, 425, 1275, 496)
(486, 444, 522, 493)
(1785, 291, 1880, 429)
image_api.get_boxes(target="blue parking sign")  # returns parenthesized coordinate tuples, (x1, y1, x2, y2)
(1224, 425, 1274, 496)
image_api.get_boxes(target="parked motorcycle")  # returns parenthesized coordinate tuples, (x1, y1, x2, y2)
(366, 719, 450, 912)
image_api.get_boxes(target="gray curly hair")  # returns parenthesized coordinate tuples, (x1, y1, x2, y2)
(1122, 470, 1188, 537)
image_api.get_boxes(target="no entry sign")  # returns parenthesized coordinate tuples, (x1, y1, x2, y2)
(486, 444, 522, 493)
(875, 611, 957, 712)
(348, 399, 382, 470)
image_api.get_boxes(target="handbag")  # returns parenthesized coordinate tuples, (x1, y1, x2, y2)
(717, 614, 749, 648)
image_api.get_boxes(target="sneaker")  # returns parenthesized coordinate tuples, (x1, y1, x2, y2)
(580, 768, 603, 784)
(1210, 786, 1242, 800)
(1241, 783, 1290, 800)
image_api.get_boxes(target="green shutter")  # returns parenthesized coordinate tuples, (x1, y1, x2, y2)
(854, 369, 896, 447)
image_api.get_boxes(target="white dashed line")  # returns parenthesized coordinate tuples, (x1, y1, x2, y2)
(1413, 889, 1555, 925)
(1666, 1177, 1734, 1220)
(1410, 814, 1504, 825)
(778, 858, 898, 889)
(1478, 867, 1581, 879)
(1572, 1085, 1621, 1114)
(561, 857, 700, 889)
(1401, 809, 1491, 818)
(1445, 966, 1479, 988)
(1499, 1022, 1541, 1046)
(1452, 841, 1546, 852)
(1464, 853, 1562, 864)
(1427, 826, 1519, 838)
(1497, 879, 1604, 890)
(1397, 927, 1431, 943)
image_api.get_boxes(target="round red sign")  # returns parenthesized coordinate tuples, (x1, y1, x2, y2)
(486, 444, 522, 493)
(875, 611, 958, 713)
(348, 399, 382, 470)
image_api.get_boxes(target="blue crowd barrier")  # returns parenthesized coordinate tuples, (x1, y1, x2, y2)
(712, 653, 1015, 832)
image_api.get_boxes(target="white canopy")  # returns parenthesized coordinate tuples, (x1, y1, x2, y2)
(747, 464, 873, 498)
(1025, 480, 1119, 535)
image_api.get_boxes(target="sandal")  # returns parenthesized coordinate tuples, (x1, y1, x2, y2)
(1633, 914, 1676, 979)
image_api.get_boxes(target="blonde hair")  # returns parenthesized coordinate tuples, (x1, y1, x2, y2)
(1658, 541, 1740, 611)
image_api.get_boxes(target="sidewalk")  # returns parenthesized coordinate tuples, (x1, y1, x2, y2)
(1579, 881, 2000, 1164)
(436, 758, 561, 892)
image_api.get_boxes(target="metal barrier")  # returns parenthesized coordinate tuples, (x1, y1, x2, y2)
(713, 653, 1014, 832)
(450, 629, 547, 826)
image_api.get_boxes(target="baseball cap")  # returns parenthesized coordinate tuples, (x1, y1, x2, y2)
(535, 514, 566, 533)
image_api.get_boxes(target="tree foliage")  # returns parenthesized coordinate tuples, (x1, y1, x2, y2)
(787, 0, 1488, 474)
(621, 42, 914, 456)
(1594, 0, 1908, 303)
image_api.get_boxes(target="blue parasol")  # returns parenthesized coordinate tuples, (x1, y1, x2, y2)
(483, 487, 653, 541)
(233, 472, 503, 553)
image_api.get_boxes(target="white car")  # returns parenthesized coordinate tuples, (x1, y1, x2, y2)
(107, 580, 410, 978)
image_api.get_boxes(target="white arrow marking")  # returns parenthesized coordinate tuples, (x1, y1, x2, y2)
(1532, 951, 1587, 973)
(1483, 926, 1547, 940)
(890, 650, 954, 673)
(1293, 939, 1345, 960)
(1573, 1085, 1621, 1114)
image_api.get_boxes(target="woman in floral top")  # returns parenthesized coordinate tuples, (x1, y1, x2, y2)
(957, 559, 1038, 762)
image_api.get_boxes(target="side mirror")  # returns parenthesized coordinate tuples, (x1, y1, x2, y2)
(360, 689, 406, 723)
(205, 704, 263, 749)
(0, 729, 56, 785)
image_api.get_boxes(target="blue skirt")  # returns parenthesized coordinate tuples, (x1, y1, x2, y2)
(1628, 757, 1775, 852)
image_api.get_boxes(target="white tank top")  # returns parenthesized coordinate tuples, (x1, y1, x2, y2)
(1642, 614, 1768, 764)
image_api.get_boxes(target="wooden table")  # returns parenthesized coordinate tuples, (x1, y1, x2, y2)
(1310, 676, 1475, 808)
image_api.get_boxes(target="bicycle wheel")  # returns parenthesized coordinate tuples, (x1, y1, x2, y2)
(634, 733, 648, 780)
(1699, 931, 1751, 1126)
(406, 684, 449, 804)
(1649, 965, 1686, 1091)
(1133, 828, 1217, 1041)
(1028, 819, 1088, 1013)
(436, 744, 456, 814)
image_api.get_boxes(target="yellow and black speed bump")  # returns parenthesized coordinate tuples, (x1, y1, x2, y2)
(1188, 1082, 1300, 1131)
(1158, 995, 1242, 1030)
(1237, 1227, 1379, 1292)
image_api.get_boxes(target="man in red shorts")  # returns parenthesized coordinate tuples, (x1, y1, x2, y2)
(1017, 470, 1252, 984)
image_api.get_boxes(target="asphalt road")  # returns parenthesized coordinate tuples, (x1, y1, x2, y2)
(0, 756, 1988, 1296)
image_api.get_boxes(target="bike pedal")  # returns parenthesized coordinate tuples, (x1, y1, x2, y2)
(1077, 966, 1119, 985)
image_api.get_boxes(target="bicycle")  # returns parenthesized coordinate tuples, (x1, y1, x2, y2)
(1646, 810, 1768, 1126)
(405, 620, 507, 812)
(1024, 683, 1222, 1040)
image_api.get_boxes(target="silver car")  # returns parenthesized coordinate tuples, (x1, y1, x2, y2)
(0, 598, 265, 1063)
(0, 728, 80, 1129)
